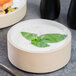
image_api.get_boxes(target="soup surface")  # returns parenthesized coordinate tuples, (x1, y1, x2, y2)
(10, 20, 68, 52)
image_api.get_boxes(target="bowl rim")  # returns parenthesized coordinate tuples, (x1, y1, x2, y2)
(7, 19, 72, 53)
(0, 0, 27, 17)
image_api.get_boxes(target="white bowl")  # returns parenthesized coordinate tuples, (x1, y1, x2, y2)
(7, 19, 71, 73)
(0, 0, 27, 28)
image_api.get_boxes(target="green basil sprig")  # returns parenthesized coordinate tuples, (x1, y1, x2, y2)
(21, 32, 67, 48)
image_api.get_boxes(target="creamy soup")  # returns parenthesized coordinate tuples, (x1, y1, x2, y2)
(10, 20, 68, 52)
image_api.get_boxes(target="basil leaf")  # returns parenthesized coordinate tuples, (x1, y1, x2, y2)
(39, 34, 67, 43)
(21, 32, 67, 48)
(21, 32, 38, 40)
(31, 39, 50, 48)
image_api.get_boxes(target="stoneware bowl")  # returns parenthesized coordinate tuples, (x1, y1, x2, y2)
(0, 0, 27, 28)
(7, 19, 71, 73)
